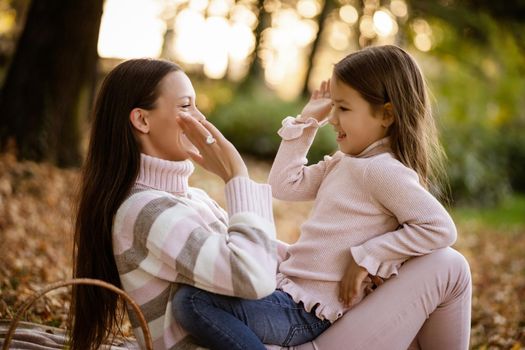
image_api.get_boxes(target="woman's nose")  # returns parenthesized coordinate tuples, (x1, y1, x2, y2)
(192, 108, 206, 122)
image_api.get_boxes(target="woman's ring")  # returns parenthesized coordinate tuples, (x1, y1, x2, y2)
(205, 135, 216, 145)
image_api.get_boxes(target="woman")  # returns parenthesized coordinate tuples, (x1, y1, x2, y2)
(71, 58, 278, 349)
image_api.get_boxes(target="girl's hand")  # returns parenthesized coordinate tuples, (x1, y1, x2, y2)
(339, 253, 369, 307)
(176, 113, 248, 182)
(298, 80, 332, 123)
(365, 274, 385, 295)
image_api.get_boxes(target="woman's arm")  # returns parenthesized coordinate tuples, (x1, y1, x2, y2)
(115, 115, 279, 299)
(114, 177, 278, 300)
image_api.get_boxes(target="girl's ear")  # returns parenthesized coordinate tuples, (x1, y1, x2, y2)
(381, 103, 395, 128)
(129, 108, 150, 134)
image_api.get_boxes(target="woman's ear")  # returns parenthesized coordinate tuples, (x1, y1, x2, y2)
(129, 108, 149, 134)
(381, 103, 395, 128)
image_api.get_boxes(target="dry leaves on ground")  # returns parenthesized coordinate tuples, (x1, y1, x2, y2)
(0, 153, 524, 349)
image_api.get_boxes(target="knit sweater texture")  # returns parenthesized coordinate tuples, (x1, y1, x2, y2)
(112, 153, 277, 349)
(269, 117, 457, 323)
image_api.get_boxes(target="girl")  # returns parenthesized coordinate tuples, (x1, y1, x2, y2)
(173, 45, 471, 350)
(70, 58, 279, 350)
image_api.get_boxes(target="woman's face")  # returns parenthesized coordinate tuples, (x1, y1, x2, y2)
(142, 71, 204, 161)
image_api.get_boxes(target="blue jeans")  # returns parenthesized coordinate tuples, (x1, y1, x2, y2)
(172, 285, 331, 350)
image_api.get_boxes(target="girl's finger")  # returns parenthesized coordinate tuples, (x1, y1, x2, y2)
(364, 286, 374, 295)
(370, 275, 384, 287)
(321, 80, 327, 95)
(339, 281, 347, 303)
(344, 282, 352, 306)
(351, 276, 364, 303)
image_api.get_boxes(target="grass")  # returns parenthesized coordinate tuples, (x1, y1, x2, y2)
(452, 194, 525, 233)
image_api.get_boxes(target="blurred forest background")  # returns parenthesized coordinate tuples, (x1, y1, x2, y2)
(0, 0, 524, 348)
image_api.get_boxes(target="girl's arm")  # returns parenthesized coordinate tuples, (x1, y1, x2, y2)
(113, 177, 278, 300)
(268, 117, 333, 201)
(268, 80, 334, 201)
(350, 157, 457, 278)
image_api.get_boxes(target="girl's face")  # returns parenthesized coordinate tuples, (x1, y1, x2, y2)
(141, 71, 204, 161)
(329, 75, 388, 156)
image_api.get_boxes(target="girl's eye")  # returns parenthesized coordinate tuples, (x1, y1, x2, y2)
(339, 106, 349, 111)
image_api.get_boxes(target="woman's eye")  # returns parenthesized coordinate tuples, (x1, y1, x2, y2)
(181, 104, 190, 109)
(339, 106, 349, 111)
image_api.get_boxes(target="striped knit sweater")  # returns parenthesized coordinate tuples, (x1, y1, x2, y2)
(112, 153, 278, 349)
(269, 117, 457, 323)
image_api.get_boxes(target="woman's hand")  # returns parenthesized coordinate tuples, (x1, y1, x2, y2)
(298, 79, 332, 123)
(339, 253, 369, 307)
(176, 113, 248, 183)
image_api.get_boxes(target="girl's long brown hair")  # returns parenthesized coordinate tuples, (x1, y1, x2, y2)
(70, 58, 181, 349)
(334, 45, 448, 198)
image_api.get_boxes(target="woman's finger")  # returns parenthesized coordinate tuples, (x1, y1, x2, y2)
(200, 119, 227, 145)
(186, 149, 204, 166)
(177, 114, 215, 149)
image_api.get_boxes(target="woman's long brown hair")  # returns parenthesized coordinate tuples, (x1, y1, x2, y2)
(70, 58, 181, 349)
(334, 45, 448, 199)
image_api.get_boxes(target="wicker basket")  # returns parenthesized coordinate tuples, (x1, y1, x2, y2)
(0, 278, 152, 350)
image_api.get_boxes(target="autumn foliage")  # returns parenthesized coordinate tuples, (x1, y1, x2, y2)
(0, 152, 524, 348)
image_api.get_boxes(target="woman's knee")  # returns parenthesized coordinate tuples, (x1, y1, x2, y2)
(171, 284, 202, 325)
(427, 248, 472, 296)
(436, 248, 470, 279)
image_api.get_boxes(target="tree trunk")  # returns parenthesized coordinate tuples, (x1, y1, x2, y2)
(301, 0, 333, 98)
(0, 0, 104, 166)
(237, 0, 269, 91)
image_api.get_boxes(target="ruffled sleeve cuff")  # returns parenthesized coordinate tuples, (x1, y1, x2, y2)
(225, 176, 274, 224)
(350, 246, 400, 278)
(277, 116, 327, 140)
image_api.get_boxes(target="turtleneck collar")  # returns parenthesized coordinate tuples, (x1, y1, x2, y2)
(354, 137, 392, 158)
(136, 153, 194, 195)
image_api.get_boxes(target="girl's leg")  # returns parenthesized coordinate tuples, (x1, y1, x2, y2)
(172, 287, 330, 350)
(295, 247, 471, 350)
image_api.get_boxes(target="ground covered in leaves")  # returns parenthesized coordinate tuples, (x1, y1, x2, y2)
(0, 152, 524, 349)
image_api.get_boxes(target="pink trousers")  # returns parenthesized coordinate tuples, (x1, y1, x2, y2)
(268, 247, 472, 350)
